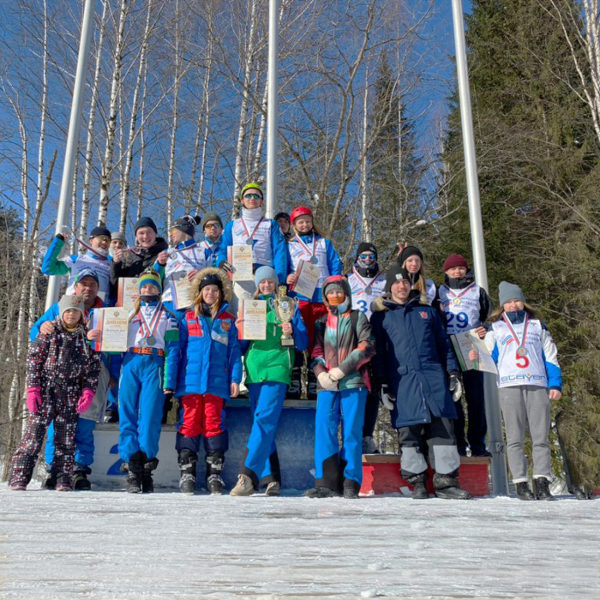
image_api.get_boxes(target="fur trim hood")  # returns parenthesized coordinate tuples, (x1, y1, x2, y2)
(191, 267, 233, 304)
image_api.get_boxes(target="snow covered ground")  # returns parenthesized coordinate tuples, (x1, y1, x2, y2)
(1, 484, 599, 600)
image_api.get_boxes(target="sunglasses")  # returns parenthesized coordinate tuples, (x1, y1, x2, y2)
(359, 253, 376, 260)
(204, 222, 221, 229)
(243, 193, 262, 200)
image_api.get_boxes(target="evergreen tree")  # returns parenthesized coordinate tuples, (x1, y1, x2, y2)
(438, 0, 600, 488)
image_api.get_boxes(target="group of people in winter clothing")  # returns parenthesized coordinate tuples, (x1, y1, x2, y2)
(9, 181, 563, 502)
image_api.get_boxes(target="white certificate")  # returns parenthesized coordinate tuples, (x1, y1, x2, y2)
(238, 299, 267, 340)
(117, 277, 140, 310)
(173, 274, 194, 310)
(451, 330, 497, 374)
(292, 259, 321, 300)
(229, 245, 254, 282)
(93, 308, 129, 352)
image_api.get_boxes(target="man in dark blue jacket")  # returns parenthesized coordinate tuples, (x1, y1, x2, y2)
(371, 265, 470, 500)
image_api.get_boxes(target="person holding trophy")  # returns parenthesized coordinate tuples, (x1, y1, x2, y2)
(230, 266, 308, 496)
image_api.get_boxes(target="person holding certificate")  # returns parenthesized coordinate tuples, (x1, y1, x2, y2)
(154, 215, 208, 318)
(286, 206, 343, 350)
(217, 183, 288, 307)
(230, 267, 308, 497)
(175, 267, 242, 495)
(306, 275, 375, 500)
(118, 270, 180, 494)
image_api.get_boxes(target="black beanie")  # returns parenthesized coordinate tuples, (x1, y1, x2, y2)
(385, 265, 411, 293)
(199, 272, 223, 292)
(398, 245, 423, 266)
(135, 217, 158, 234)
(172, 215, 200, 237)
(89, 226, 111, 239)
(275, 212, 290, 222)
(356, 242, 377, 259)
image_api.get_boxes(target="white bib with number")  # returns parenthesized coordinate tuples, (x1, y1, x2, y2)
(438, 283, 482, 334)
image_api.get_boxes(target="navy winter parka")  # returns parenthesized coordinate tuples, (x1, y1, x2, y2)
(370, 293, 459, 428)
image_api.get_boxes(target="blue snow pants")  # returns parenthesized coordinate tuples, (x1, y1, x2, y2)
(45, 418, 95, 472)
(118, 352, 165, 461)
(314, 387, 367, 490)
(241, 382, 287, 486)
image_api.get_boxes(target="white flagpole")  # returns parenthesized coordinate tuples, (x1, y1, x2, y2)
(451, 0, 508, 495)
(265, 0, 280, 219)
(44, 0, 95, 310)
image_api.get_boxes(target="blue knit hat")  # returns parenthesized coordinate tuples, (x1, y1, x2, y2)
(254, 266, 277, 287)
(498, 281, 525, 306)
(135, 216, 157, 234)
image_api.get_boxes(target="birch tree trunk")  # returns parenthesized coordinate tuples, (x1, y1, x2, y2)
(359, 67, 370, 242)
(97, 0, 129, 226)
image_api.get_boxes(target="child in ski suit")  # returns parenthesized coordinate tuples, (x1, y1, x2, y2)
(306, 275, 375, 499)
(9, 295, 101, 491)
(175, 267, 242, 495)
(230, 266, 308, 497)
(471, 281, 562, 500)
(117, 270, 180, 493)
(436, 253, 492, 456)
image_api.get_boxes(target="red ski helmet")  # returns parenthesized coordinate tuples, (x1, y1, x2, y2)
(290, 206, 313, 223)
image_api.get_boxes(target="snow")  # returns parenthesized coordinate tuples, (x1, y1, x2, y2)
(1, 484, 599, 599)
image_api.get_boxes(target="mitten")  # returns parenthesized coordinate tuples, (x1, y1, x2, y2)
(448, 372, 463, 403)
(328, 366, 345, 381)
(317, 371, 338, 391)
(379, 384, 395, 410)
(162, 391, 174, 423)
(26, 387, 42, 414)
(77, 388, 95, 414)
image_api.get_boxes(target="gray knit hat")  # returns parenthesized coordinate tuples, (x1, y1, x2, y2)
(111, 231, 127, 244)
(59, 294, 85, 318)
(498, 281, 526, 306)
(201, 212, 223, 229)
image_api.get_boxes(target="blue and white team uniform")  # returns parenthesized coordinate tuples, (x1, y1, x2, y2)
(200, 235, 224, 268)
(348, 268, 386, 319)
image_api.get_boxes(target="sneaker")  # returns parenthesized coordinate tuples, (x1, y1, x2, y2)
(362, 436, 378, 454)
(42, 472, 57, 490)
(207, 474, 225, 495)
(533, 477, 554, 501)
(411, 481, 429, 500)
(265, 481, 281, 497)
(72, 471, 91, 491)
(304, 486, 340, 498)
(230, 474, 254, 497)
(515, 481, 535, 501)
(179, 473, 196, 496)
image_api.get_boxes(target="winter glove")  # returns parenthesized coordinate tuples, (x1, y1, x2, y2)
(162, 391, 174, 423)
(379, 384, 395, 410)
(328, 366, 345, 382)
(77, 388, 95, 414)
(218, 260, 233, 274)
(448, 371, 463, 403)
(26, 387, 42, 414)
(317, 371, 338, 391)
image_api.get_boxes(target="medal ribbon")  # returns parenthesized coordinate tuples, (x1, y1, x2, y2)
(351, 267, 374, 296)
(239, 216, 264, 243)
(70, 230, 108, 261)
(502, 312, 529, 350)
(138, 303, 163, 340)
(445, 282, 475, 302)
(293, 234, 317, 260)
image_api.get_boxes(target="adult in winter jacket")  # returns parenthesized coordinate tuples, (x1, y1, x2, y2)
(436, 253, 492, 456)
(230, 266, 308, 497)
(370, 265, 470, 500)
(109, 216, 168, 299)
(42, 225, 113, 303)
(175, 267, 243, 495)
(306, 275, 375, 499)
(30, 268, 116, 490)
(9, 295, 102, 491)
(347, 242, 387, 455)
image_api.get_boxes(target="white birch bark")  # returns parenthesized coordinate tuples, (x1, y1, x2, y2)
(359, 66, 370, 242)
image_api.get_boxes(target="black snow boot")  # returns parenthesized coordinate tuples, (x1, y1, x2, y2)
(206, 452, 225, 495)
(533, 477, 554, 501)
(515, 481, 535, 500)
(305, 486, 341, 498)
(407, 472, 429, 500)
(142, 457, 159, 493)
(42, 470, 57, 490)
(178, 450, 197, 496)
(433, 473, 471, 500)
(126, 452, 145, 494)
(72, 470, 92, 491)
(343, 479, 360, 499)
